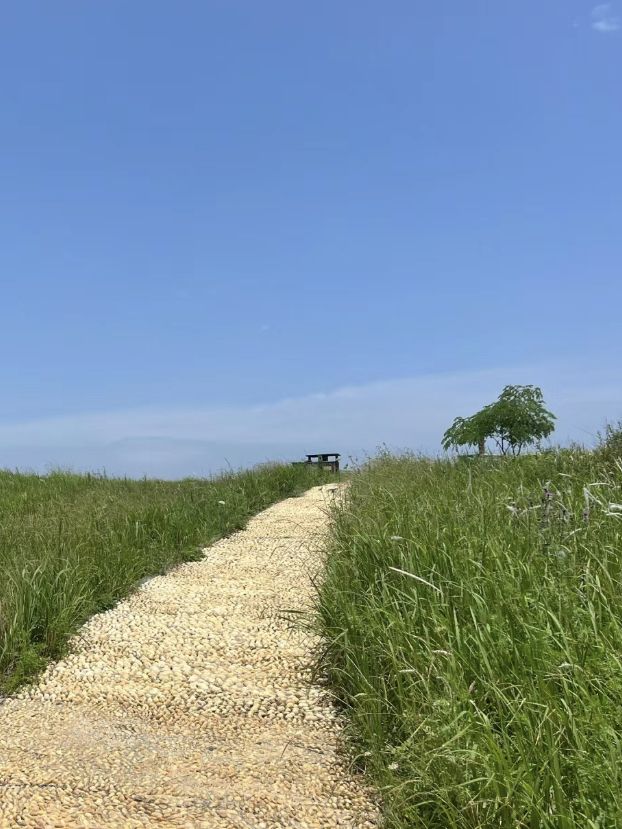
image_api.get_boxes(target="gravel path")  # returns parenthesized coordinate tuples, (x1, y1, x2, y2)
(0, 485, 377, 829)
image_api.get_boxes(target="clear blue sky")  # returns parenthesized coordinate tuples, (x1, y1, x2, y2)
(1, 1, 621, 475)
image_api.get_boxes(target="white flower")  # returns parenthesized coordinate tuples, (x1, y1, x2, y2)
(388, 762, 399, 771)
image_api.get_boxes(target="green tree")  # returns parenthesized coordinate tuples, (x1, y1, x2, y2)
(442, 385, 556, 456)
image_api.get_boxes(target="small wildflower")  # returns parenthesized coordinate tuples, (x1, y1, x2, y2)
(388, 762, 400, 771)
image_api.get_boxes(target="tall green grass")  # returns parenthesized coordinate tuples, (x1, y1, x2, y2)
(318, 449, 622, 828)
(0, 462, 326, 694)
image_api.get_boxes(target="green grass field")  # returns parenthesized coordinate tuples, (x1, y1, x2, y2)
(317, 447, 622, 828)
(0, 462, 325, 694)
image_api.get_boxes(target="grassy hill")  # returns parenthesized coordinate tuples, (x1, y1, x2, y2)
(0, 462, 325, 694)
(318, 443, 622, 828)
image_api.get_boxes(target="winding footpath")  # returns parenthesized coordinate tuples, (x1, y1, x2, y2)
(0, 485, 377, 828)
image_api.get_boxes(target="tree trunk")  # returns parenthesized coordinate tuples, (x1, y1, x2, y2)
(478, 437, 486, 456)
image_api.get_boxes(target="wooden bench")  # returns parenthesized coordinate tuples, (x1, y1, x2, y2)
(303, 453, 340, 473)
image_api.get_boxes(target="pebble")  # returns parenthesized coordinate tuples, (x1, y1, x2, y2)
(0, 485, 378, 828)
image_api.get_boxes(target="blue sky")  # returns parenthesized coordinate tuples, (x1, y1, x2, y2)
(1, 1, 621, 476)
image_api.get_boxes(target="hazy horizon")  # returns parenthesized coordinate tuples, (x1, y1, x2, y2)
(1, 360, 620, 478)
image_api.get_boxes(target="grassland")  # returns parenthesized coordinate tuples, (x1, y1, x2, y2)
(0, 462, 325, 694)
(317, 447, 622, 828)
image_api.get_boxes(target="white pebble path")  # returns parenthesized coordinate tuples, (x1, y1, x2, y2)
(0, 485, 378, 829)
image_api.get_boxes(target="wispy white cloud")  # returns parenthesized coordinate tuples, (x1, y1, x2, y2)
(591, 3, 621, 32)
(0, 361, 620, 477)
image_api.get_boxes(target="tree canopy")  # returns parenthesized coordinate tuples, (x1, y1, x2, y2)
(441, 385, 556, 456)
